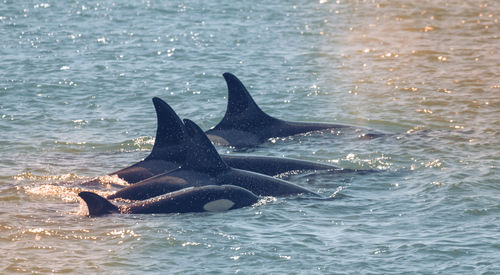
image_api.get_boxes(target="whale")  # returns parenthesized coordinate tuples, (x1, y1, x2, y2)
(146, 98, 343, 176)
(205, 72, 385, 147)
(107, 119, 317, 201)
(85, 97, 346, 186)
(82, 97, 188, 185)
(78, 185, 258, 216)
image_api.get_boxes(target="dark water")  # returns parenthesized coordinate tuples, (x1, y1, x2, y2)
(1, 0, 499, 274)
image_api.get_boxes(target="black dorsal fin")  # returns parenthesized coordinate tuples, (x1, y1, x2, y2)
(78, 191, 119, 216)
(145, 97, 188, 162)
(182, 119, 229, 174)
(216, 73, 275, 130)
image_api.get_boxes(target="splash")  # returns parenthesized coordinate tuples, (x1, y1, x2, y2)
(328, 153, 392, 171)
(94, 174, 131, 187)
(253, 196, 278, 207)
(329, 186, 343, 198)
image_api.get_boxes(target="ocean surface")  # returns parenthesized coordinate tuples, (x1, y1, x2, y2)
(1, 0, 499, 274)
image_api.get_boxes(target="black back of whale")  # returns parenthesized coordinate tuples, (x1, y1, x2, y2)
(221, 154, 351, 176)
(108, 119, 317, 201)
(79, 185, 258, 216)
(82, 98, 188, 185)
(205, 73, 384, 147)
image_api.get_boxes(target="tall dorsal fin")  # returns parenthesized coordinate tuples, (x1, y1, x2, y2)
(145, 97, 188, 162)
(79, 191, 119, 216)
(216, 73, 275, 129)
(182, 119, 229, 174)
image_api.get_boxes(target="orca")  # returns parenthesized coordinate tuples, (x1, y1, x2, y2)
(205, 72, 385, 147)
(107, 119, 317, 201)
(146, 97, 343, 176)
(82, 97, 189, 185)
(78, 185, 258, 216)
(85, 97, 344, 185)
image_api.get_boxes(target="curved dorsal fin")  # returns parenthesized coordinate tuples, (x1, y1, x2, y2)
(79, 191, 119, 216)
(216, 73, 275, 129)
(145, 97, 188, 162)
(182, 119, 229, 174)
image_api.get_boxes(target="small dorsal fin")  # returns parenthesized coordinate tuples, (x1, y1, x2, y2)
(145, 97, 188, 162)
(79, 191, 119, 216)
(216, 73, 275, 129)
(182, 119, 229, 174)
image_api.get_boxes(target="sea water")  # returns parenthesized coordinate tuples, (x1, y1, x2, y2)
(0, 0, 499, 274)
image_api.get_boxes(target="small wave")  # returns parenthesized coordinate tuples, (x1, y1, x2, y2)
(15, 171, 119, 208)
(81, 174, 131, 188)
(23, 183, 115, 203)
(51, 136, 154, 153)
(13, 172, 86, 182)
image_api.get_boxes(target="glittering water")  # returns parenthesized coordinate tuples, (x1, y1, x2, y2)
(1, 0, 499, 274)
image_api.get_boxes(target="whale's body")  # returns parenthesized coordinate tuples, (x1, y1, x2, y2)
(84, 97, 342, 186)
(82, 98, 187, 185)
(79, 185, 258, 216)
(108, 119, 316, 201)
(206, 73, 385, 147)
